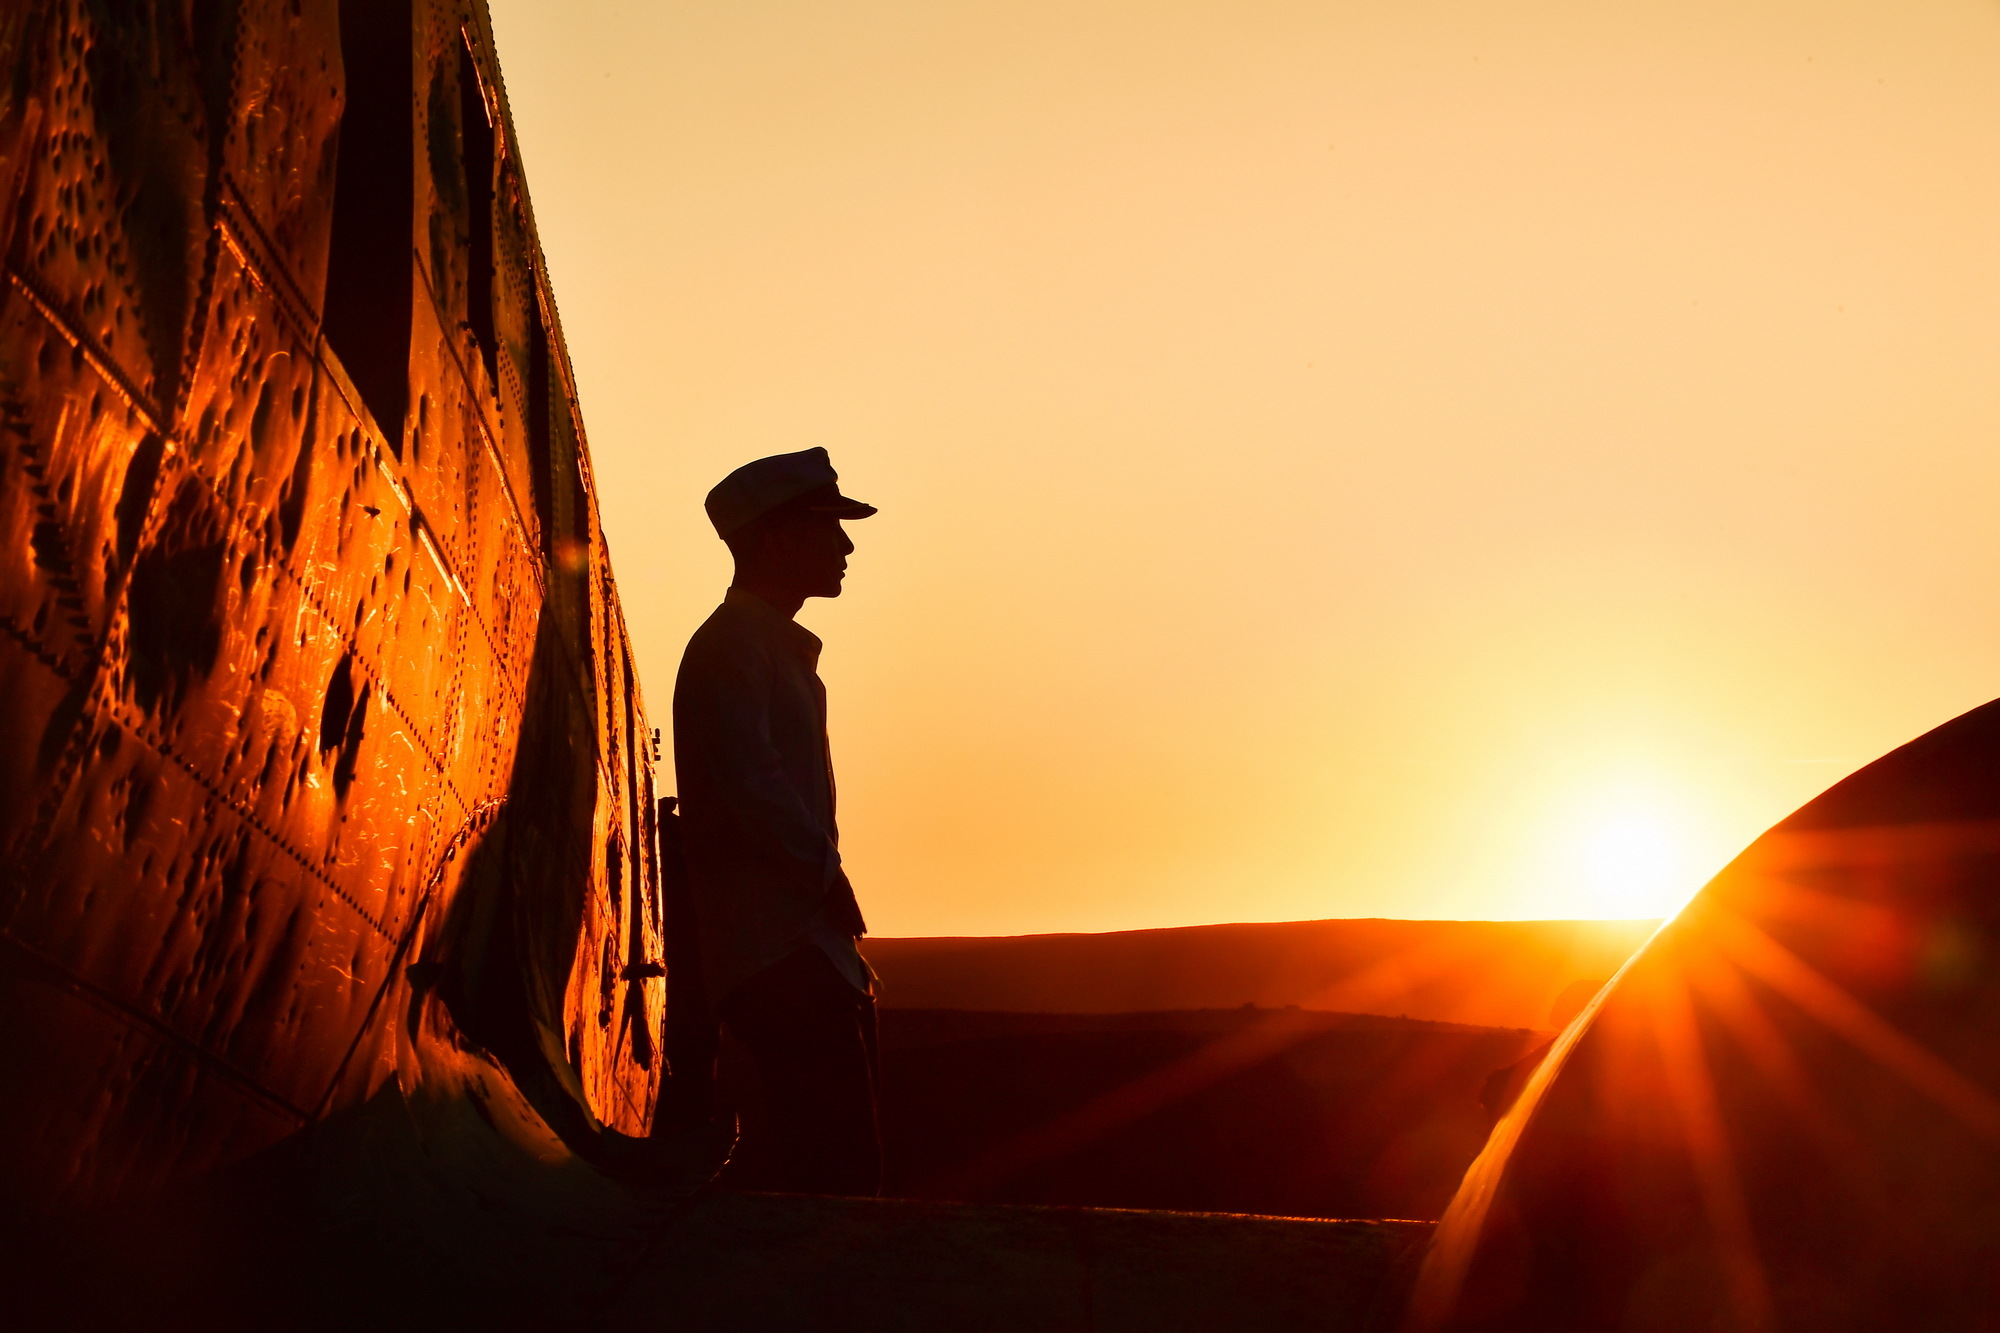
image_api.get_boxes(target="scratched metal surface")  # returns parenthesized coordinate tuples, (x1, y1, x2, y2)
(0, 0, 665, 1208)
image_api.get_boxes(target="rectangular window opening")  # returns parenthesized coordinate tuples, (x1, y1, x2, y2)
(527, 291, 556, 559)
(460, 37, 498, 387)
(323, 0, 415, 459)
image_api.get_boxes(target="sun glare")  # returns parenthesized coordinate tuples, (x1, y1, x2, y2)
(1552, 791, 1713, 920)
(1584, 813, 1678, 910)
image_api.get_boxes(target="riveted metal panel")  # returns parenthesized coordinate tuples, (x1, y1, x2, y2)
(218, 0, 345, 322)
(3, 0, 669, 1209)
(5, 0, 210, 416)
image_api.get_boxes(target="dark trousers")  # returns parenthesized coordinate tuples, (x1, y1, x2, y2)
(719, 945, 881, 1197)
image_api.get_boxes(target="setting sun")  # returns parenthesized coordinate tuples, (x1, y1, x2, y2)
(1502, 784, 1727, 922)
(1578, 809, 1688, 919)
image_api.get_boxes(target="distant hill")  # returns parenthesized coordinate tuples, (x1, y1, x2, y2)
(721, 1007, 1544, 1219)
(861, 917, 1658, 1032)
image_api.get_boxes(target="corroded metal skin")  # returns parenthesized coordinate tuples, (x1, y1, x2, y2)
(0, 0, 664, 1209)
(1411, 700, 2000, 1332)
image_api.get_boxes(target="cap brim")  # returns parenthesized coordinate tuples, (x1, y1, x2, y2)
(803, 498, 877, 520)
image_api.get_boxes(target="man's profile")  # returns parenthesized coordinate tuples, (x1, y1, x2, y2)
(671, 447, 881, 1196)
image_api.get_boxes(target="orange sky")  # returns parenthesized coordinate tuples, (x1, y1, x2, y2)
(484, 0, 2000, 937)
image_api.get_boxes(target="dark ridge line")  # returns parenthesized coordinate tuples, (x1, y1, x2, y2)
(878, 1006, 1544, 1036)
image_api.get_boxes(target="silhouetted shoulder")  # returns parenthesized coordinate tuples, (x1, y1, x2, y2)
(686, 599, 776, 654)
(676, 601, 780, 703)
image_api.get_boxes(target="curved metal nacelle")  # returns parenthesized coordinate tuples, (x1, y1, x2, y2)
(1412, 699, 2000, 1332)
(0, 0, 666, 1210)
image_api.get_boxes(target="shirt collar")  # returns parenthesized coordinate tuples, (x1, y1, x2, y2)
(725, 586, 823, 664)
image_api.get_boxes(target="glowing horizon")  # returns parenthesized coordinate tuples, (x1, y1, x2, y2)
(486, 0, 2000, 936)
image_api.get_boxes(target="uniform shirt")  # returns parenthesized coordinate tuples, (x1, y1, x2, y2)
(673, 587, 869, 1005)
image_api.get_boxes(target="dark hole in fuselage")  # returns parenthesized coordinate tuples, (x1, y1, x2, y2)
(113, 433, 165, 567)
(319, 654, 356, 755)
(319, 655, 369, 799)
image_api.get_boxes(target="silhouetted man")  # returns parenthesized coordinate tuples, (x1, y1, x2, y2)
(672, 448, 881, 1196)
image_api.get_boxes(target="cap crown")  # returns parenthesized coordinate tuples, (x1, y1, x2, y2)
(705, 447, 840, 538)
